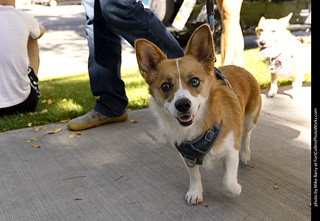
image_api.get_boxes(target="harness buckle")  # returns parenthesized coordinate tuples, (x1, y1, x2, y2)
(205, 130, 215, 142)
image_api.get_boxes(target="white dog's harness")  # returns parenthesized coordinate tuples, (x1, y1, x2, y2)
(174, 67, 232, 168)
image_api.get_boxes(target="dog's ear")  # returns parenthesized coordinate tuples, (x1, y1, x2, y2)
(280, 13, 292, 26)
(258, 16, 265, 24)
(135, 39, 167, 84)
(256, 16, 265, 34)
(185, 24, 215, 70)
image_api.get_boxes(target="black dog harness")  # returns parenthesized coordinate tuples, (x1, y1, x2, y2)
(175, 122, 222, 167)
(214, 67, 233, 90)
(174, 67, 232, 168)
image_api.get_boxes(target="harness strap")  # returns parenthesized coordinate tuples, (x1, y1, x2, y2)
(214, 67, 233, 90)
(175, 122, 222, 168)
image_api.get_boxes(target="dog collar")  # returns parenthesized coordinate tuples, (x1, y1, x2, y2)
(214, 67, 233, 90)
(175, 122, 222, 168)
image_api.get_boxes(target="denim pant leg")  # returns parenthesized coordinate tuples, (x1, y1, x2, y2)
(99, 0, 184, 59)
(82, 0, 128, 117)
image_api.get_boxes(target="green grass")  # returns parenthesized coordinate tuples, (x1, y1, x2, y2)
(0, 48, 311, 132)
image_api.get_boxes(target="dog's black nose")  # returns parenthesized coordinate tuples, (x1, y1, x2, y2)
(175, 98, 191, 113)
(259, 40, 266, 46)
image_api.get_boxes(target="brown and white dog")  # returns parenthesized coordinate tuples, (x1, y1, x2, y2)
(135, 24, 261, 205)
(256, 13, 311, 98)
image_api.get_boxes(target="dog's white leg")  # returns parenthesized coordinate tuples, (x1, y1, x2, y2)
(223, 148, 242, 197)
(240, 131, 252, 164)
(182, 159, 203, 205)
(291, 74, 303, 99)
(268, 73, 278, 98)
(240, 109, 258, 164)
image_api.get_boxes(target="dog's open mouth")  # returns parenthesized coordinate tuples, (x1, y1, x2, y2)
(177, 115, 194, 127)
(258, 46, 270, 58)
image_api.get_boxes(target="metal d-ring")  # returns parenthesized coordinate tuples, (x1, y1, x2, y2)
(184, 156, 197, 168)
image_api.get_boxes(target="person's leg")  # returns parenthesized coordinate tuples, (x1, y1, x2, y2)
(68, 0, 183, 130)
(82, 0, 128, 118)
(68, 0, 128, 131)
(216, 0, 243, 66)
(90, 0, 128, 117)
(27, 37, 40, 76)
(99, 0, 184, 59)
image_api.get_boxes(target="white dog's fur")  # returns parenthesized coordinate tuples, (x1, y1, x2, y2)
(256, 13, 311, 98)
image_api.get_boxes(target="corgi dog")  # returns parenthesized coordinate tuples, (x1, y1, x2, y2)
(135, 24, 261, 205)
(256, 13, 311, 98)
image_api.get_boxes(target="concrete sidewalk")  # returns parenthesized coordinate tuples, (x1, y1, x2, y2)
(0, 85, 311, 220)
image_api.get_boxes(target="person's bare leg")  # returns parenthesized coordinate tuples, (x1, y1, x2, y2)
(27, 37, 40, 76)
(216, 0, 243, 66)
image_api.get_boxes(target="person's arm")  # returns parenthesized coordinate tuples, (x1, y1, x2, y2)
(36, 23, 45, 39)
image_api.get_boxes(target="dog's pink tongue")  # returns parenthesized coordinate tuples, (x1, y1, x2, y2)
(259, 47, 268, 58)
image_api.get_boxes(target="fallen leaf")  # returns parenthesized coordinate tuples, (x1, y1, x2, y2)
(40, 109, 48, 114)
(26, 137, 40, 143)
(69, 134, 75, 139)
(45, 128, 63, 135)
(47, 99, 53, 105)
(114, 175, 123, 182)
(273, 183, 278, 190)
(30, 144, 41, 148)
(41, 99, 47, 103)
(245, 164, 255, 169)
(33, 126, 42, 132)
(60, 118, 70, 123)
(130, 120, 138, 123)
(60, 98, 67, 102)
(71, 131, 81, 135)
(46, 86, 54, 90)
(27, 122, 32, 127)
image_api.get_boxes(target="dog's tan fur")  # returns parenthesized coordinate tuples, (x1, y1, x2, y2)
(135, 24, 261, 205)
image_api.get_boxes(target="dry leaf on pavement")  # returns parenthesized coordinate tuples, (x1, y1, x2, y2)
(45, 128, 63, 135)
(33, 126, 42, 132)
(60, 118, 71, 123)
(71, 131, 81, 135)
(26, 137, 40, 143)
(273, 183, 278, 190)
(30, 144, 41, 148)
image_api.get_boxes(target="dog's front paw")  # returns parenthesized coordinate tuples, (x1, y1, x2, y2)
(223, 182, 242, 197)
(185, 190, 203, 205)
(267, 89, 277, 98)
(267, 84, 278, 98)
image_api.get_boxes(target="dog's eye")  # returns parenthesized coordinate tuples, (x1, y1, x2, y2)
(161, 82, 171, 93)
(190, 78, 200, 88)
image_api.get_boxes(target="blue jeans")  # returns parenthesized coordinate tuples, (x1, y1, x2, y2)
(82, 0, 184, 117)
